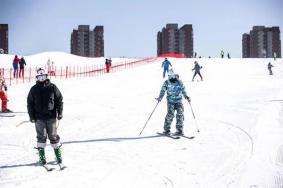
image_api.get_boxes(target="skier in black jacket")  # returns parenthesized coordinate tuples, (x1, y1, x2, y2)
(27, 67, 63, 165)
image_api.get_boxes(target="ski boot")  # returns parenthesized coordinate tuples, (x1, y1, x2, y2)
(174, 129, 184, 136)
(163, 129, 171, 135)
(38, 148, 47, 165)
(3, 109, 13, 113)
(54, 146, 62, 164)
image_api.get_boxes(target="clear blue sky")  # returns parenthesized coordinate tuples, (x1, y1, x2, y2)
(0, 0, 282, 58)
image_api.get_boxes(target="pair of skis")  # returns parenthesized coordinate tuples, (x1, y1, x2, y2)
(40, 163, 67, 172)
(156, 132, 194, 139)
(0, 113, 16, 117)
(0, 111, 27, 117)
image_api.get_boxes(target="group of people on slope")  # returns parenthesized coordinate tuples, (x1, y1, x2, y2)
(2, 55, 277, 167)
(161, 58, 203, 82)
(12, 55, 27, 78)
(158, 56, 278, 137)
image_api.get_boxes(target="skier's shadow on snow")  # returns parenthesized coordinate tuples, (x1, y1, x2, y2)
(0, 161, 56, 170)
(62, 135, 163, 145)
(0, 163, 38, 169)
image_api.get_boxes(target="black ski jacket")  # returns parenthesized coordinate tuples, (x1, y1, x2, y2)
(27, 79, 63, 120)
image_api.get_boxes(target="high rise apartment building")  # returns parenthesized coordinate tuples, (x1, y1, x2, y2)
(242, 26, 281, 58)
(157, 24, 193, 58)
(71, 25, 104, 57)
(0, 24, 8, 54)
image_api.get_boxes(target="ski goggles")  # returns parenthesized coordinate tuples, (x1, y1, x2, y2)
(36, 74, 47, 82)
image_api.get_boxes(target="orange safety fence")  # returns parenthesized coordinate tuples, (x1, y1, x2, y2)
(0, 57, 159, 86)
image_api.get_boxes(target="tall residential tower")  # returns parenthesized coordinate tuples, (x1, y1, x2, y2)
(242, 26, 281, 58)
(0, 24, 8, 54)
(71, 25, 104, 57)
(157, 24, 193, 58)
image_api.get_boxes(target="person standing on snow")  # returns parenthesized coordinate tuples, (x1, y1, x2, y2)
(192, 61, 203, 81)
(105, 58, 111, 73)
(19, 57, 26, 78)
(27, 67, 63, 165)
(161, 58, 172, 78)
(156, 70, 190, 136)
(268, 62, 274, 75)
(12, 55, 20, 78)
(0, 74, 11, 112)
(220, 50, 224, 58)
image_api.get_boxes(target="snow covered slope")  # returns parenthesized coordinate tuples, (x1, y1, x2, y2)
(0, 55, 283, 188)
(0, 52, 138, 68)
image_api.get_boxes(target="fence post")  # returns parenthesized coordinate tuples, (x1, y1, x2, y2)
(29, 67, 31, 82)
(9, 68, 12, 86)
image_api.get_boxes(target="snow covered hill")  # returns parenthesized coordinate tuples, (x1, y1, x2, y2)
(0, 51, 138, 68)
(0, 54, 283, 188)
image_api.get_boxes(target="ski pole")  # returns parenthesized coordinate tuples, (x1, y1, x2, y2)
(56, 120, 61, 129)
(187, 99, 200, 132)
(139, 101, 160, 136)
(15, 120, 30, 127)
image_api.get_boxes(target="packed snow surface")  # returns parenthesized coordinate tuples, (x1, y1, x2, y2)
(0, 53, 283, 188)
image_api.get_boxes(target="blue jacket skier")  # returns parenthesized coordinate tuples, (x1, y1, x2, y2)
(161, 58, 172, 78)
(192, 61, 203, 81)
(156, 70, 190, 135)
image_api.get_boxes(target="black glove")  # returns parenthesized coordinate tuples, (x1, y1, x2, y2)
(185, 96, 190, 102)
(155, 97, 162, 102)
(4, 86, 7, 91)
(57, 114, 63, 120)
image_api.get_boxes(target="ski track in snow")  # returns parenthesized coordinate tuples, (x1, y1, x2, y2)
(0, 57, 283, 188)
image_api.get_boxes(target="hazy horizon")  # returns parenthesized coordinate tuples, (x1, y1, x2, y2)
(0, 0, 282, 58)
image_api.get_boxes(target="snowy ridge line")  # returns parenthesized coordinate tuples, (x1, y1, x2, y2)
(0, 57, 158, 86)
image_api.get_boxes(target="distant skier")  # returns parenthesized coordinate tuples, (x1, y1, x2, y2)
(156, 70, 190, 136)
(192, 61, 203, 81)
(27, 67, 64, 165)
(268, 62, 274, 75)
(19, 57, 26, 78)
(227, 53, 231, 59)
(12, 55, 20, 78)
(220, 50, 224, 58)
(161, 58, 172, 78)
(0, 74, 11, 112)
(105, 58, 111, 73)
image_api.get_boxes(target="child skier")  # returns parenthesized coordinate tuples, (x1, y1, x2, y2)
(27, 68, 64, 166)
(156, 70, 190, 136)
(0, 74, 11, 112)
